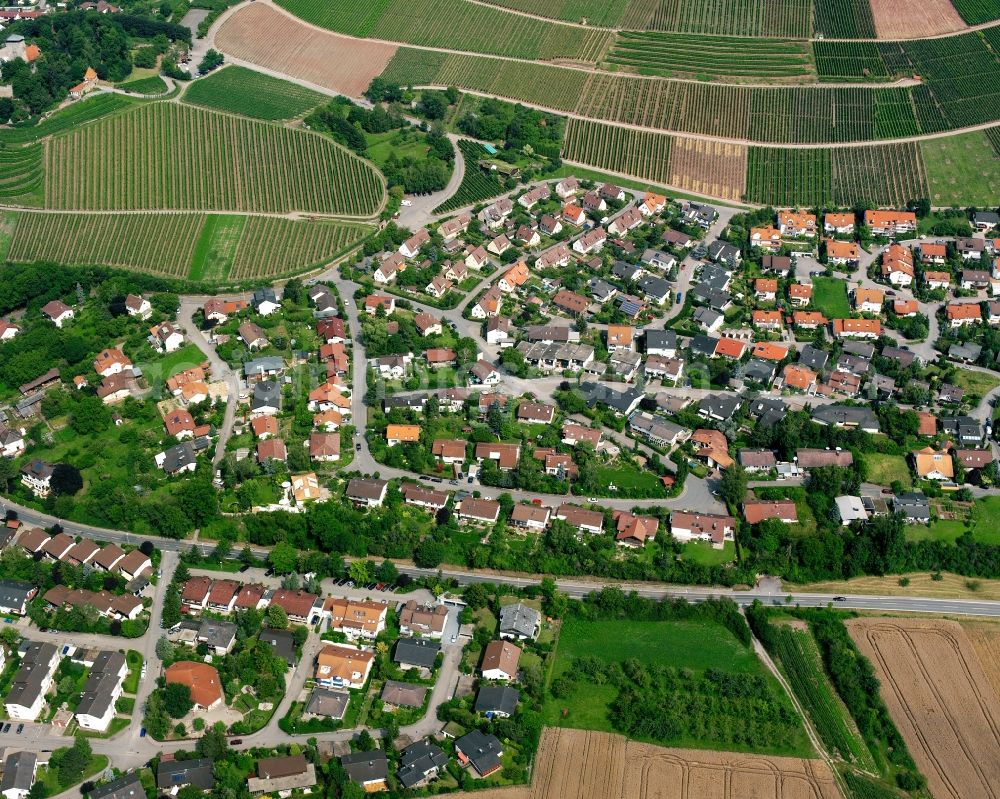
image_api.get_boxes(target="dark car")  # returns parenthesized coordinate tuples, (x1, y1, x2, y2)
(140, 728, 146, 738)
(2, 723, 10, 733)
(832, 596, 847, 602)
(355, 443, 361, 451)
(15, 724, 23, 734)
(230, 738, 243, 745)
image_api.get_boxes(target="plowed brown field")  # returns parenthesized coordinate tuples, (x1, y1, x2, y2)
(450, 728, 841, 799)
(215, 3, 397, 97)
(961, 621, 1000, 701)
(668, 138, 748, 202)
(869, 0, 965, 38)
(848, 618, 1000, 799)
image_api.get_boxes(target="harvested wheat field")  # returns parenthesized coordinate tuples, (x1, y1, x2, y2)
(450, 728, 841, 799)
(961, 621, 1000, 701)
(215, 3, 397, 97)
(848, 618, 1000, 799)
(869, 0, 965, 38)
(668, 137, 748, 202)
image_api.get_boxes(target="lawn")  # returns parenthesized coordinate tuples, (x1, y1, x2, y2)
(860, 452, 912, 488)
(118, 75, 169, 95)
(921, 130, 1000, 207)
(811, 276, 850, 317)
(0, 211, 16, 260)
(365, 128, 433, 169)
(908, 496, 1000, 545)
(140, 344, 206, 384)
(590, 463, 669, 497)
(952, 368, 1000, 399)
(681, 540, 736, 566)
(189, 214, 246, 282)
(123, 650, 143, 693)
(36, 755, 108, 797)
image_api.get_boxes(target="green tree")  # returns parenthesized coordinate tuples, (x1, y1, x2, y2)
(348, 559, 374, 584)
(414, 538, 445, 568)
(163, 682, 194, 718)
(376, 560, 398, 584)
(719, 465, 748, 507)
(176, 481, 220, 528)
(196, 722, 229, 759)
(267, 604, 289, 630)
(268, 541, 298, 575)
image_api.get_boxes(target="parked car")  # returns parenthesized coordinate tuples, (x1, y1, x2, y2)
(139, 728, 146, 738)
(15, 725, 23, 734)
(2, 723, 10, 733)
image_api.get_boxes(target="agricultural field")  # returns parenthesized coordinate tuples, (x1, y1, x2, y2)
(869, 0, 965, 38)
(847, 618, 1000, 799)
(0, 142, 43, 206)
(453, 728, 841, 799)
(6, 212, 204, 277)
(767, 621, 876, 770)
(117, 75, 169, 95)
(962, 621, 1000, 700)
(43, 103, 385, 217)
(182, 65, 326, 120)
(433, 140, 506, 213)
(481, 0, 629, 26)
(279, 0, 613, 62)
(987, 125, 1000, 157)
(668, 138, 748, 202)
(744, 144, 927, 207)
(0, 94, 135, 147)
(812, 0, 877, 38)
(813, 42, 890, 81)
(619, 0, 813, 38)
(922, 129, 1000, 207)
(189, 214, 246, 282)
(215, 2, 398, 97)
(950, 0, 1000, 24)
(606, 33, 815, 81)
(228, 217, 371, 281)
(562, 118, 673, 185)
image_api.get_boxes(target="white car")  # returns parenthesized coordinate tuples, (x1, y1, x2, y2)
(400, 199, 413, 207)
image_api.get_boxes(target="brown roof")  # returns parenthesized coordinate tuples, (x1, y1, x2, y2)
(347, 478, 388, 501)
(917, 412, 938, 437)
(310, 431, 341, 458)
(458, 497, 501, 522)
(517, 402, 555, 424)
(475, 442, 520, 469)
(562, 422, 601, 446)
(208, 579, 239, 606)
(482, 640, 521, 676)
(556, 504, 603, 530)
(432, 439, 466, 459)
(165, 661, 223, 708)
(399, 600, 448, 634)
(324, 597, 387, 635)
(17, 527, 49, 553)
(235, 583, 267, 609)
(251, 416, 279, 438)
(91, 542, 126, 570)
(41, 532, 74, 558)
(64, 538, 99, 565)
(269, 589, 320, 620)
(796, 449, 853, 468)
(553, 290, 588, 315)
(955, 448, 993, 469)
(670, 512, 737, 543)
(257, 755, 308, 780)
(743, 500, 798, 524)
(613, 511, 658, 543)
(510, 504, 550, 525)
(257, 439, 288, 462)
(182, 576, 212, 603)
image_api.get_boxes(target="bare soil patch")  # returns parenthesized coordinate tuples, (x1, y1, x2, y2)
(451, 727, 840, 799)
(869, 0, 965, 38)
(215, 3, 397, 97)
(847, 618, 1000, 799)
(668, 137, 748, 202)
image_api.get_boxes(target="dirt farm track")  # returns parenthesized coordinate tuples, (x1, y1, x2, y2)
(848, 618, 1000, 799)
(455, 728, 842, 799)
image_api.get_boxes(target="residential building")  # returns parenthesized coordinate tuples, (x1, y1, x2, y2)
(156, 759, 214, 794)
(455, 731, 504, 779)
(498, 603, 541, 641)
(398, 601, 448, 639)
(324, 597, 387, 640)
(669, 512, 736, 548)
(315, 644, 374, 689)
(341, 751, 388, 792)
(393, 638, 440, 671)
(247, 755, 316, 797)
(481, 640, 521, 681)
(164, 661, 223, 710)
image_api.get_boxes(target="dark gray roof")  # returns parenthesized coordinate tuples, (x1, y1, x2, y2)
(341, 751, 388, 785)
(1, 751, 36, 794)
(383, 394, 426, 411)
(836, 353, 871, 376)
(842, 341, 875, 359)
(160, 441, 196, 474)
(940, 415, 983, 442)
(698, 394, 742, 420)
(689, 334, 719, 358)
(588, 278, 617, 302)
(7, 641, 57, 711)
(89, 771, 144, 799)
(455, 730, 503, 776)
(693, 306, 723, 328)
(305, 688, 349, 719)
(637, 275, 671, 299)
(798, 345, 829, 371)
(893, 492, 930, 520)
(157, 758, 214, 790)
(879, 346, 916, 368)
(243, 356, 285, 377)
(949, 342, 982, 362)
(580, 382, 644, 415)
(708, 240, 740, 263)
(474, 685, 520, 716)
(812, 405, 879, 431)
(253, 287, 278, 305)
(612, 261, 642, 281)
(398, 740, 449, 789)
(198, 619, 236, 651)
(644, 329, 677, 353)
(0, 580, 35, 610)
(259, 628, 296, 665)
(251, 381, 281, 412)
(393, 637, 440, 668)
(498, 603, 540, 638)
(77, 650, 127, 719)
(742, 359, 776, 384)
(380, 680, 428, 708)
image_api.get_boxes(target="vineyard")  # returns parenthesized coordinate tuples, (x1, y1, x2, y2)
(562, 118, 673, 185)
(606, 33, 814, 81)
(987, 125, 1000, 157)
(182, 65, 326, 120)
(6, 212, 204, 277)
(279, 0, 613, 62)
(380, 48, 589, 112)
(434, 140, 506, 213)
(481, 0, 629, 26)
(229, 217, 370, 280)
(0, 143, 43, 206)
(951, 0, 1000, 24)
(745, 143, 928, 206)
(812, 0, 877, 37)
(618, 0, 812, 37)
(813, 42, 890, 81)
(767, 623, 876, 770)
(43, 103, 385, 216)
(0, 94, 134, 147)
(667, 137, 747, 201)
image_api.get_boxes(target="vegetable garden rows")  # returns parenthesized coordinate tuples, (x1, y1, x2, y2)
(43, 103, 385, 216)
